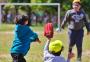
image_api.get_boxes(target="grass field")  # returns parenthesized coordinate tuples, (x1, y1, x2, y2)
(0, 24, 90, 62)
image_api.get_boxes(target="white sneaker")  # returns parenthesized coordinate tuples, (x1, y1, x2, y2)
(76, 60, 81, 62)
(76, 58, 81, 62)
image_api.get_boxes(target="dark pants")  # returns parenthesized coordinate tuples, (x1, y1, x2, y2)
(68, 29, 84, 59)
(11, 53, 26, 62)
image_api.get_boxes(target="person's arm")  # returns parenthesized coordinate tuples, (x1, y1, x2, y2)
(44, 39, 50, 51)
(83, 14, 90, 35)
(30, 32, 41, 43)
(28, 27, 41, 43)
(61, 10, 71, 29)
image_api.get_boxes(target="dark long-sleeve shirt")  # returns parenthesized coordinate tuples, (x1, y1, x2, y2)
(61, 9, 90, 31)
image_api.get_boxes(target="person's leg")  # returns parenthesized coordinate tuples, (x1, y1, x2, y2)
(68, 29, 77, 59)
(68, 29, 76, 53)
(11, 53, 26, 62)
(18, 54, 26, 62)
(76, 29, 84, 62)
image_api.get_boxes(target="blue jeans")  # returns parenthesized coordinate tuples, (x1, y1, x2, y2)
(68, 29, 84, 59)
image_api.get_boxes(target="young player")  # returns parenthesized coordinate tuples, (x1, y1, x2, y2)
(10, 15, 41, 62)
(44, 21, 73, 62)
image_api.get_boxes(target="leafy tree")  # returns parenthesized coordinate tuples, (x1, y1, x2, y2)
(10, 0, 30, 3)
(7, 0, 90, 18)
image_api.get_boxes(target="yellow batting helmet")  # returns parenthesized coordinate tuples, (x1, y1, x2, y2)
(49, 40, 63, 53)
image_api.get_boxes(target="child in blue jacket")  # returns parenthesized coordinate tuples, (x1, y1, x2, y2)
(10, 15, 41, 62)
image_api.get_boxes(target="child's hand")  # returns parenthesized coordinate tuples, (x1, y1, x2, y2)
(36, 38, 41, 44)
(87, 32, 90, 35)
(46, 37, 51, 41)
(68, 52, 75, 59)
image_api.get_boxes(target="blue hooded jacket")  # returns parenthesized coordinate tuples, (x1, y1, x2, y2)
(11, 24, 38, 56)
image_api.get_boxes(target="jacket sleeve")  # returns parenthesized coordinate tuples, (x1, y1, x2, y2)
(44, 40, 51, 61)
(61, 10, 71, 29)
(29, 28, 38, 42)
(83, 14, 90, 32)
(66, 59, 70, 62)
(30, 32, 38, 42)
(44, 40, 50, 51)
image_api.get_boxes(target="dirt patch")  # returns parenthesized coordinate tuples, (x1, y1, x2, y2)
(82, 50, 90, 57)
(0, 54, 11, 58)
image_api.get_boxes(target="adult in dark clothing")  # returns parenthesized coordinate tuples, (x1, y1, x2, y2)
(61, 0, 90, 62)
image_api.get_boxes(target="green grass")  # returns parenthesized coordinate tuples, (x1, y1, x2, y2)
(0, 24, 43, 32)
(0, 24, 90, 62)
(0, 24, 15, 31)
